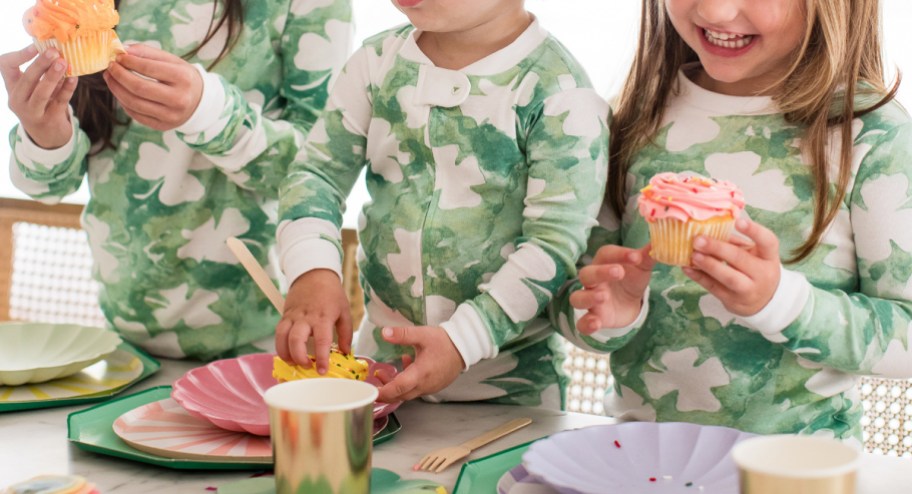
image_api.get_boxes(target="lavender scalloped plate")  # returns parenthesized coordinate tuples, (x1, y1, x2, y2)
(521, 422, 756, 494)
(171, 353, 401, 436)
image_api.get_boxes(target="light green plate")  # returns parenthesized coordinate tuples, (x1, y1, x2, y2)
(0, 322, 123, 386)
(0, 342, 160, 412)
(452, 440, 536, 494)
(68, 386, 402, 470)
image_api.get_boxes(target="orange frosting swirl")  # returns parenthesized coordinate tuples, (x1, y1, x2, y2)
(23, 0, 119, 42)
(638, 172, 745, 223)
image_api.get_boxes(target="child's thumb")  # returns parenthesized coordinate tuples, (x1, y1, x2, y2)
(381, 326, 419, 346)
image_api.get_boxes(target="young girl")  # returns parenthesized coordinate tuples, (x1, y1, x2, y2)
(1, 0, 352, 360)
(276, 0, 609, 407)
(557, 0, 912, 441)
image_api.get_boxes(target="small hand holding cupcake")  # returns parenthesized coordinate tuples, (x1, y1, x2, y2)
(570, 244, 655, 333)
(0, 46, 77, 149)
(103, 44, 203, 132)
(683, 217, 781, 317)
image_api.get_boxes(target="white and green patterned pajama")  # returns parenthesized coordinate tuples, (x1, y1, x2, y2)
(278, 19, 609, 408)
(10, 0, 353, 360)
(556, 70, 912, 440)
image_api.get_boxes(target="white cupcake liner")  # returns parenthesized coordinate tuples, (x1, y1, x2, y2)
(648, 217, 734, 266)
(34, 29, 124, 77)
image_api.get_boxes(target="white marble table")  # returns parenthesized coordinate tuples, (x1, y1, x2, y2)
(1, 358, 910, 493)
(0, 358, 610, 492)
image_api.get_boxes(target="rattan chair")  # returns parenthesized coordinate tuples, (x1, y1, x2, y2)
(0, 197, 366, 328)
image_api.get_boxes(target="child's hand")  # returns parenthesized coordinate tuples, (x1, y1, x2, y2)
(570, 245, 654, 334)
(0, 46, 77, 149)
(275, 269, 353, 374)
(103, 44, 202, 131)
(375, 326, 465, 403)
(683, 218, 781, 316)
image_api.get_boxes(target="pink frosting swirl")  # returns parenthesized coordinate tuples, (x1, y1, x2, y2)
(637, 172, 745, 222)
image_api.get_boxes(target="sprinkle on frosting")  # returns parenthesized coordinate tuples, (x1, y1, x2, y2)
(23, 0, 119, 42)
(637, 172, 745, 223)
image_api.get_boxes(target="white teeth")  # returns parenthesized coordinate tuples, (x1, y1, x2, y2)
(703, 29, 753, 49)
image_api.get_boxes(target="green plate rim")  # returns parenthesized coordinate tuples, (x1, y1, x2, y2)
(0, 341, 160, 412)
(68, 385, 402, 470)
(452, 439, 538, 494)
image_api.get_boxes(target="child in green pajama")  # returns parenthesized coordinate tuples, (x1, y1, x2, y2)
(276, 0, 609, 408)
(2, 0, 352, 360)
(558, 0, 912, 441)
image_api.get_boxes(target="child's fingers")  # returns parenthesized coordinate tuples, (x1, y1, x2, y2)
(578, 264, 624, 287)
(287, 320, 314, 368)
(693, 236, 757, 275)
(106, 61, 172, 100)
(682, 266, 736, 301)
(125, 43, 187, 64)
(691, 250, 753, 293)
(335, 312, 353, 356)
(275, 318, 293, 362)
(115, 52, 186, 85)
(381, 326, 424, 348)
(103, 69, 169, 116)
(28, 59, 67, 111)
(591, 244, 638, 265)
(46, 76, 78, 116)
(312, 320, 335, 374)
(0, 45, 38, 92)
(577, 313, 604, 335)
(377, 366, 419, 403)
(735, 218, 779, 261)
(569, 286, 607, 310)
(10, 49, 58, 103)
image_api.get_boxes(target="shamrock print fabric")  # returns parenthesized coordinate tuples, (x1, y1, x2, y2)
(555, 70, 912, 440)
(10, 0, 353, 360)
(278, 20, 609, 407)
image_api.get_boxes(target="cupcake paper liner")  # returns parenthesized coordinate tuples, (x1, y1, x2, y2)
(648, 217, 734, 266)
(34, 29, 124, 77)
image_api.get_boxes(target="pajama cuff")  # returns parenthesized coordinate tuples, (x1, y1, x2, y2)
(440, 303, 498, 370)
(277, 219, 343, 285)
(736, 265, 810, 335)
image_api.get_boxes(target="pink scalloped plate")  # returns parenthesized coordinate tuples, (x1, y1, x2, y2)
(171, 353, 401, 436)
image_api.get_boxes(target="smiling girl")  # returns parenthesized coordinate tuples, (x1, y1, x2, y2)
(557, 0, 912, 441)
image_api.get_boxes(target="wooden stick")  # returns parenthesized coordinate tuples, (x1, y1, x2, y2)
(226, 237, 285, 313)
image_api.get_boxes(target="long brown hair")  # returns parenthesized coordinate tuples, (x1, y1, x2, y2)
(73, 0, 245, 152)
(609, 0, 900, 262)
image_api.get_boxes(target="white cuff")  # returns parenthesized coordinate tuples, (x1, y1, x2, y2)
(277, 218, 343, 284)
(15, 120, 76, 169)
(586, 285, 650, 343)
(176, 64, 227, 136)
(736, 265, 810, 337)
(440, 303, 498, 369)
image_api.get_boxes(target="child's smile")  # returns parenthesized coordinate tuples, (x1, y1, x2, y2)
(666, 0, 806, 96)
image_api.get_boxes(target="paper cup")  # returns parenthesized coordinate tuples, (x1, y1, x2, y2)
(264, 378, 378, 494)
(732, 435, 861, 494)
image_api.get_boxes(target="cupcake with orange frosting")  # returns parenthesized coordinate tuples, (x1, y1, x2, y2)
(638, 172, 745, 266)
(23, 0, 124, 77)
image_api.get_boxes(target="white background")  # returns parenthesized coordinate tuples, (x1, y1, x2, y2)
(1, 0, 910, 227)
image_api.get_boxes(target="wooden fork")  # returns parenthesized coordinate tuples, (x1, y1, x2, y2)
(414, 417, 533, 473)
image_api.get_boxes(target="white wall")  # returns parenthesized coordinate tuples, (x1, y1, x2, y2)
(1, 0, 910, 226)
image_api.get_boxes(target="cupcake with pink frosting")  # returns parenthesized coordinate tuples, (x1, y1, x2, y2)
(638, 172, 745, 266)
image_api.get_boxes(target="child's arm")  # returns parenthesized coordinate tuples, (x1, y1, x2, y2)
(435, 88, 611, 371)
(689, 122, 912, 378)
(110, 0, 353, 199)
(3, 46, 89, 202)
(275, 43, 374, 372)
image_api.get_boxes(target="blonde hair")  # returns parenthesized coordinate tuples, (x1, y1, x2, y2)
(609, 0, 900, 262)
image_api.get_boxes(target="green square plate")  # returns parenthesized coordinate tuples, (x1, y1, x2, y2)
(68, 386, 402, 470)
(452, 440, 536, 494)
(0, 342, 160, 412)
